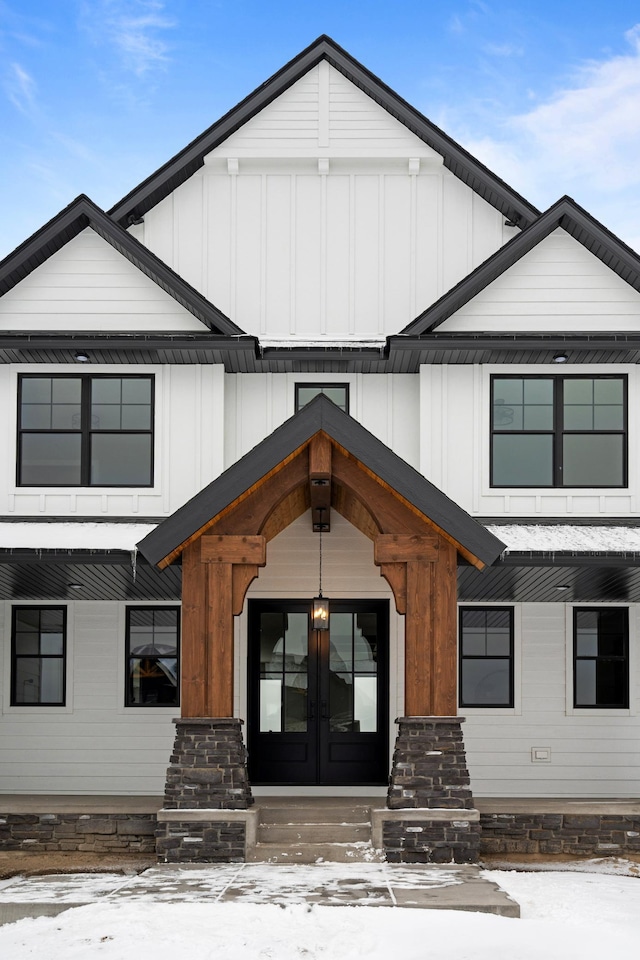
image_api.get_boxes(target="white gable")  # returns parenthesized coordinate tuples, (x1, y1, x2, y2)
(439, 228, 640, 332)
(210, 62, 443, 160)
(0, 228, 208, 332)
(136, 64, 514, 339)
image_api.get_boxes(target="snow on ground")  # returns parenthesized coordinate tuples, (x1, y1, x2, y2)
(0, 865, 638, 960)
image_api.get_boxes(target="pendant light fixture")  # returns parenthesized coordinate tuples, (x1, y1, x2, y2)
(312, 507, 330, 630)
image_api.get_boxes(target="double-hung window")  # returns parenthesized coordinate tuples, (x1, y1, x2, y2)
(491, 375, 626, 487)
(459, 607, 514, 707)
(11, 607, 66, 706)
(18, 374, 154, 486)
(125, 607, 180, 707)
(573, 608, 628, 708)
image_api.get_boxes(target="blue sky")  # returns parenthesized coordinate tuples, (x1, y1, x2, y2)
(2, 1, 640, 258)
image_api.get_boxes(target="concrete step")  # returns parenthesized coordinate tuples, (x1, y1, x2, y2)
(248, 842, 383, 864)
(257, 822, 371, 844)
(258, 803, 372, 825)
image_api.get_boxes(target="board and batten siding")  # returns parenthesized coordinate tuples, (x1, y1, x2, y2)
(133, 63, 512, 340)
(0, 364, 225, 519)
(224, 372, 420, 470)
(420, 363, 640, 518)
(464, 602, 640, 798)
(0, 601, 175, 795)
(0, 229, 208, 333)
(438, 229, 640, 332)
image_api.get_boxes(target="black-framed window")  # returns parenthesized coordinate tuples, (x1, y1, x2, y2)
(17, 374, 154, 486)
(295, 383, 349, 413)
(11, 607, 66, 706)
(491, 375, 626, 487)
(459, 607, 514, 707)
(126, 607, 180, 707)
(573, 608, 628, 708)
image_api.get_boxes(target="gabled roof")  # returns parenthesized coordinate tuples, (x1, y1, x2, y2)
(137, 394, 505, 568)
(109, 35, 539, 229)
(401, 196, 640, 335)
(0, 194, 245, 337)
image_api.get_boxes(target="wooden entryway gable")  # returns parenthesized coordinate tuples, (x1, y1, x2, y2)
(136, 395, 505, 721)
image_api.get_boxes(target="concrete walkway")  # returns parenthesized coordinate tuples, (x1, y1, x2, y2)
(0, 862, 520, 925)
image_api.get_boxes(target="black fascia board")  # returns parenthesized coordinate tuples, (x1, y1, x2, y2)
(0, 195, 245, 338)
(400, 196, 640, 336)
(108, 35, 539, 229)
(137, 393, 505, 568)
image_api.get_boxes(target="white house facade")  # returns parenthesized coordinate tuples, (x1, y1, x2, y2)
(1, 37, 640, 862)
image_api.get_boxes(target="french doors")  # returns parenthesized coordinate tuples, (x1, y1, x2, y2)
(247, 600, 388, 785)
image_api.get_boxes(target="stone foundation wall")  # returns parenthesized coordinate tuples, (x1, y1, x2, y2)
(387, 717, 474, 810)
(156, 820, 246, 863)
(164, 718, 253, 811)
(0, 813, 156, 853)
(383, 819, 481, 864)
(479, 813, 640, 857)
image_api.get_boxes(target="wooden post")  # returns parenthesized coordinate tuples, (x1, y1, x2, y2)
(181, 541, 208, 717)
(207, 562, 234, 717)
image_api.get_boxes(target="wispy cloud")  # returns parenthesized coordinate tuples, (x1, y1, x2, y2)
(80, 0, 176, 76)
(4, 61, 37, 114)
(482, 42, 524, 58)
(459, 24, 640, 250)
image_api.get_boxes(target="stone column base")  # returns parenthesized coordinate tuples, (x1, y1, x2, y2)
(156, 808, 259, 863)
(372, 807, 481, 864)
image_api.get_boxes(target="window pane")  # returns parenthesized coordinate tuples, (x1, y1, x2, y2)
(14, 658, 63, 704)
(122, 379, 152, 404)
(563, 405, 593, 430)
(91, 379, 122, 403)
(51, 404, 82, 430)
(493, 434, 553, 485)
(51, 379, 82, 403)
(523, 379, 553, 404)
(91, 435, 152, 484)
(260, 679, 282, 732)
(129, 656, 178, 705)
(563, 379, 593, 404)
(354, 676, 377, 732)
(15, 609, 40, 630)
(562, 435, 623, 486)
(21, 378, 52, 403)
(594, 379, 623, 404)
(493, 379, 523, 405)
(461, 626, 486, 657)
(92, 404, 122, 430)
(14, 632, 39, 655)
(21, 434, 82, 484)
(493, 402, 522, 430)
(330, 673, 354, 731)
(461, 659, 510, 705)
(330, 614, 353, 671)
(523, 405, 553, 430)
(21, 405, 52, 429)
(320, 387, 348, 410)
(575, 659, 597, 705)
(121, 405, 151, 430)
(594, 405, 624, 430)
(296, 385, 348, 412)
(283, 676, 307, 732)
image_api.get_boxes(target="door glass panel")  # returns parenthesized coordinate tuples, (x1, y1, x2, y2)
(354, 676, 377, 732)
(330, 673, 353, 731)
(284, 675, 307, 732)
(260, 678, 282, 732)
(329, 614, 352, 671)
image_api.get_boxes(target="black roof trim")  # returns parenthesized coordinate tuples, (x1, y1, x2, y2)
(401, 196, 640, 336)
(137, 394, 505, 568)
(109, 35, 539, 228)
(0, 195, 245, 337)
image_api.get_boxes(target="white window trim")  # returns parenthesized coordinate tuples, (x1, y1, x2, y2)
(564, 603, 636, 717)
(2, 600, 75, 715)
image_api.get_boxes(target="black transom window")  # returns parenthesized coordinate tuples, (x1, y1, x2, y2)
(11, 606, 66, 706)
(18, 375, 154, 486)
(126, 607, 180, 707)
(459, 607, 514, 707)
(573, 608, 628, 709)
(295, 383, 349, 413)
(491, 375, 626, 487)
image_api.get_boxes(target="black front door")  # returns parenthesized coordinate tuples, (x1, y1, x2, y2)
(247, 600, 388, 785)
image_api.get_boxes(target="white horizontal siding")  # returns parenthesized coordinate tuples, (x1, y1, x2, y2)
(465, 603, 640, 798)
(0, 229, 207, 332)
(440, 229, 640, 332)
(0, 601, 175, 795)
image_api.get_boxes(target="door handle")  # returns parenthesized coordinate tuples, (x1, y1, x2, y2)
(308, 700, 316, 720)
(320, 699, 329, 720)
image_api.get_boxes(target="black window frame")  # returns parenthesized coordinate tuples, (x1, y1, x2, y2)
(17, 373, 155, 487)
(295, 383, 350, 414)
(11, 605, 67, 707)
(125, 606, 181, 708)
(490, 374, 627, 488)
(573, 607, 629, 709)
(458, 606, 514, 708)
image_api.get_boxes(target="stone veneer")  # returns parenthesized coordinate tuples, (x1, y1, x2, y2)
(157, 717, 255, 863)
(0, 813, 156, 853)
(479, 812, 640, 857)
(382, 716, 480, 863)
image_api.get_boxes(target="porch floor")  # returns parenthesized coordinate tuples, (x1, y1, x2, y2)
(1, 795, 639, 815)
